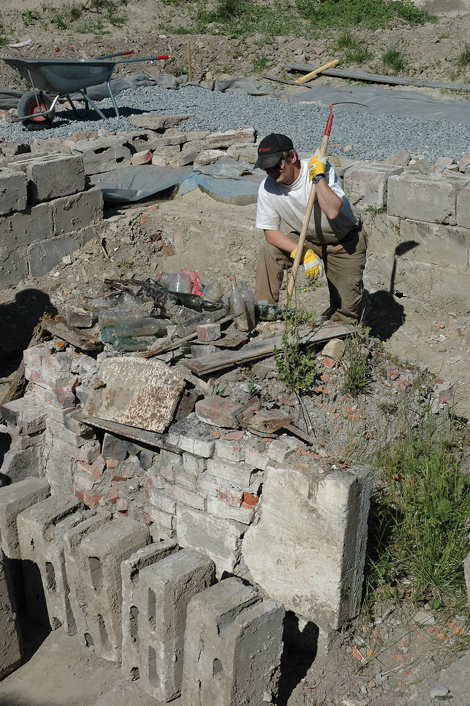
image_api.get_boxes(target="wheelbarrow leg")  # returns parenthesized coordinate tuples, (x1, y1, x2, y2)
(77, 90, 107, 120)
(107, 78, 120, 118)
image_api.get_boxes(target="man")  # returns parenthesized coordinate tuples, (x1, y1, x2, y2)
(254, 133, 367, 323)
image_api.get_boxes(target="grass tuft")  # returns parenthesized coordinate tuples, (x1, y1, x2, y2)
(382, 44, 407, 73)
(342, 327, 372, 396)
(274, 298, 318, 394)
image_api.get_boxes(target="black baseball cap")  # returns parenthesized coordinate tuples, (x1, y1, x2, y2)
(254, 133, 294, 170)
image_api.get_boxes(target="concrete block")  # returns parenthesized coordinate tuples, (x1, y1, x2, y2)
(121, 540, 179, 681)
(344, 163, 402, 209)
(165, 483, 206, 511)
(102, 432, 131, 461)
(136, 549, 215, 701)
(0, 477, 50, 559)
(116, 130, 164, 152)
(206, 496, 255, 525)
(167, 413, 217, 457)
(128, 114, 193, 131)
(63, 511, 112, 643)
(10, 153, 86, 203)
(72, 137, 131, 175)
(194, 150, 224, 167)
(206, 458, 260, 490)
(44, 446, 76, 496)
(0, 203, 52, 257)
(0, 436, 45, 483)
(242, 463, 373, 631)
(182, 452, 206, 474)
(214, 438, 246, 463)
(227, 142, 259, 163)
(1, 392, 47, 434)
(387, 173, 457, 224)
(0, 248, 29, 288)
(51, 187, 103, 234)
(0, 549, 23, 680)
(195, 396, 244, 429)
(75, 518, 150, 660)
(244, 441, 269, 471)
(28, 227, 95, 278)
(465, 551, 470, 612)
(182, 578, 284, 706)
(399, 219, 469, 270)
(177, 505, 246, 576)
(17, 495, 85, 633)
(383, 151, 411, 167)
(266, 435, 304, 464)
(456, 183, 470, 229)
(0, 168, 27, 215)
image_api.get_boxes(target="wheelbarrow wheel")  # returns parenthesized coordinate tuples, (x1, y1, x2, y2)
(17, 90, 55, 131)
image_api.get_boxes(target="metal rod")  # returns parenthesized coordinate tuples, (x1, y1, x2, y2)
(187, 41, 192, 82)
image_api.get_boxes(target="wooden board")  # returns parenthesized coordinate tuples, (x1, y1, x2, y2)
(76, 410, 172, 450)
(41, 315, 102, 352)
(83, 357, 185, 433)
(184, 322, 354, 376)
(284, 62, 470, 92)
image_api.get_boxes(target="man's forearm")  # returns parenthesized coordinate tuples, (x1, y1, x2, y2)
(264, 229, 297, 253)
(315, 177, 343, 219)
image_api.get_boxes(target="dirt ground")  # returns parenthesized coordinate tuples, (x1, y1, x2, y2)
(1, 2, 470, 705)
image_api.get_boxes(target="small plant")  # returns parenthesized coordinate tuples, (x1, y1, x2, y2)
(336, 30, 358, 50)
(252, 55, 269, 73)
(342, 327, 371, 396)
(382, 44, 406, 73)
(274, 298, 318, 394)
(50, 11, 68, 29)
(117, 259, 134, 269)
(457, 43, 470, 69)
(22, 9, 41, 26)
(70, 5, 83, 20)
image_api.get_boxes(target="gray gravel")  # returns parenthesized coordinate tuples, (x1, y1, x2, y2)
(1, 83, 470, 163)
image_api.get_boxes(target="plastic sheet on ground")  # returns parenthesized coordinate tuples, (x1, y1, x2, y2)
(89, 164, 194, 202)
(289, 84, 470, 125)
(181, 157, 263, 205)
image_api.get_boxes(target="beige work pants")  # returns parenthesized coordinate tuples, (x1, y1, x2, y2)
(255, 227, 368, 323)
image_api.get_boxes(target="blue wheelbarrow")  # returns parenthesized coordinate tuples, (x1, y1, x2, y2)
(1, 51, 168, 130)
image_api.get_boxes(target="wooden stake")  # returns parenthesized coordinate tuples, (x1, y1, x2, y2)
(187, 40, 192, 82)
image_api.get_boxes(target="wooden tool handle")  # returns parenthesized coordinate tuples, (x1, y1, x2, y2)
(286, 128, 331, 297)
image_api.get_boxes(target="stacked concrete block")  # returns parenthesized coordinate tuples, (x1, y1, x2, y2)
(63, 511, 113, 644)
(17, 495, 87, 632)
(66, 517, 149, 661)
(134, 549, 215, 701)
(344, 163, 403, 209)
(0, 392, 48, 483)
(182, 578, 284, 706)
(0, 167, 27, 215)
(121, 540, 179, 682)
(0, 549, 23, 680)
(0, 477, 50, 560)
(0, 150, 102, 287)
(242, 462, 373, 633)
(1, 392, 48, 435)
(8, 153, 86, 203)
(71, 136, 131, 175)
(387, 173, 457, 224)
(399, 219, 469, 270)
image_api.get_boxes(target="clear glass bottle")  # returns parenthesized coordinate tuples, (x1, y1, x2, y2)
(114, 317, 167, 337)
(239, 281, 256, 330)
(98, 307, 142, 328)
(175, 308, 228, 338)
(201, 280, 224, 303)
(100, 326, 114, 343)
(230, 278, 249, 332)
(155, 271, 173, 288)
(117, 292, 144, 309)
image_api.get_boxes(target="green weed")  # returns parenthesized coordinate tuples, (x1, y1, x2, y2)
(22, 9, 41, 26)
(252, 55, 270, 73)
(274, 298, 318, 394)
(382, 44, 407, 73)
(342, 327, 371, 396)
(457, 43, 470, 69)
(296, 0, 429, 30)
(365, 410, 470, 612)
(345, 46, 372, 64)
(336, 30, 358, 50)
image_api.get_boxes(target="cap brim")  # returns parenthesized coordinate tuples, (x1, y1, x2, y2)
(254, 151, 282, 170)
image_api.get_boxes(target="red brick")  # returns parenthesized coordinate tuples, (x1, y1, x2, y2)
(195, 395, 244, 429)
(322, 357, 335, 369)
(242, 492, 259, 508)
(82, 492, 102, 509)
(439, 385, 454, 404)
(109, 486, 118, 501)
(131, 149, 153, 165)
(77, 459, 105, 479)
(223, 430, 244, 441)
(197, 323, 221, 342)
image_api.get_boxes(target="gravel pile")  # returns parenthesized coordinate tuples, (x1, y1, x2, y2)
(1, 83, 470, 163)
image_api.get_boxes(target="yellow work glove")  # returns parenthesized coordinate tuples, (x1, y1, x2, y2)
(308, 149, 327, 181)
(290, 246, 324, 280)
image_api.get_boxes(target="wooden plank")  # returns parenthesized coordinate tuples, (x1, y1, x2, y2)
(285, 62, 470, 92)
(41, 315, 102, 352)
(77, 410, 170, 449)
(185, 322, 354, 376)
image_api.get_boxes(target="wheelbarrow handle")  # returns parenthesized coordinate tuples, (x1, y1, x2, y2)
(114, 55, 169, 64)
(97, 50, 133, 60)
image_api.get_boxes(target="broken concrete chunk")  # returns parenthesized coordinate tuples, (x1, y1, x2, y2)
(130, 149, 153, 165)
(71, 136, 131, 175)
(321, 338, 346, 361)
(194, 149, 226, 167)
(0, 551, 23, 680)
(383, 151, 411, 167)
(128, 113, 194, 131)
(0, 477, 50, 560)
(167, 413, 219, 457)
(67, 307, 93, 328)
(205, 128, 256, 149)
(195, 396, 244, 429)
(0, 168, 27, 216)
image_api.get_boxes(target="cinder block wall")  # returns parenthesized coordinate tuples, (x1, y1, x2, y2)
(341, 162, 470, 311)
(0, 153, 103, 288)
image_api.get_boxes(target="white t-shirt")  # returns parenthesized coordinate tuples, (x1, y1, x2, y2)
(256, 159, 357, 245)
